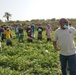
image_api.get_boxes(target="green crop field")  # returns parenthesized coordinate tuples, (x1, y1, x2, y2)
(0, 30, 76, 75)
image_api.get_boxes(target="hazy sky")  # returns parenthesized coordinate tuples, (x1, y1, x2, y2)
(0, 0, 76, 21)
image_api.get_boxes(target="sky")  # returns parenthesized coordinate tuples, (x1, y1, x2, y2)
(0, 0, 76, 21)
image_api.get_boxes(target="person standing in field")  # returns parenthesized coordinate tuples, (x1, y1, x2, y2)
(69, 23, 75, 29)
(46, 24, 52, 42)
(0, 26, 5, 41)
(31, 24, 35, 38)
(0, 27, 2, 50)
(26, 25, 33, 42)
(53, 18, 76, 75)
(15, 25, 19, 38)
(18, 26, 24, 42)
(0, 38, 2, 50)
(4, 26, 12, 46)
(37, 26, 43, 40)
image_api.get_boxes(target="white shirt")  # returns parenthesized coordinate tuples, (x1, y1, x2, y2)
(53, 27, 76, 55)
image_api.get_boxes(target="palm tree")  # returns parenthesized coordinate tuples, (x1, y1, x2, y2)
(3, 12, 12, 21)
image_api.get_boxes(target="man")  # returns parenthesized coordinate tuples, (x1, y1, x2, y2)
(4, 27, 12, 46)
(53, 18, 76, 75)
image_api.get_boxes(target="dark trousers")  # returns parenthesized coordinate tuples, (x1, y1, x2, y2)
(27, 39, 32, 42)
(47, 38, 51, 42)
(6, 39, 12, 46)
(60, 54, 76, 75)
(1, 34, 5, 41)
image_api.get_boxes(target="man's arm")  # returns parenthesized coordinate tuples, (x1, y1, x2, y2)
(53, 41, 60, 51)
